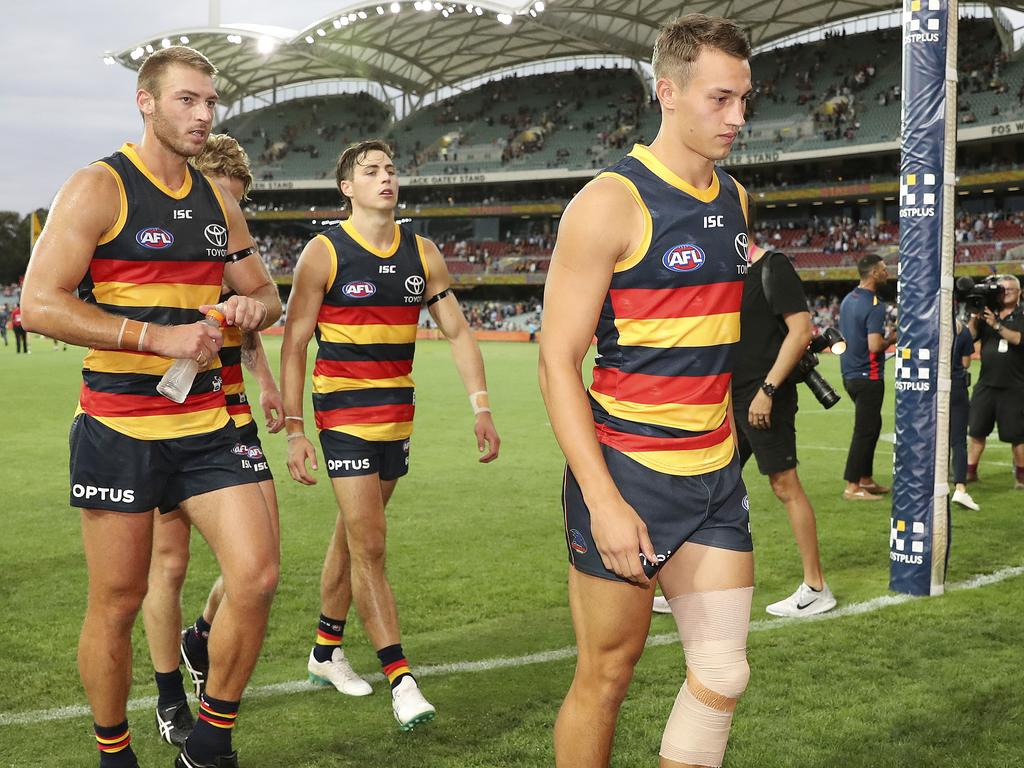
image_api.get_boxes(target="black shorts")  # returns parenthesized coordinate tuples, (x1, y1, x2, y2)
(733, 380, 799, 476)
(562, 446, 752, 583)
(69, 414, 258, 514)
(231, 421, 273, 483)
(319, 430, 410, 481)
(968, 383, 1024, 444)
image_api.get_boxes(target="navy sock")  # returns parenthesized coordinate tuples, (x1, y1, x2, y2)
(195, 615, 212, 636)
(313, 614, 346, 663)
(154, 669, 187, 708)
(377, 643, 412, 690)
(185, 694, 238, 761)
(95, 720, 137, 768)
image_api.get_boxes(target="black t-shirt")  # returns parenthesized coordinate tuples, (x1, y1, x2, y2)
(733, 251, 809, 387)
(976, 305, 1024, 389)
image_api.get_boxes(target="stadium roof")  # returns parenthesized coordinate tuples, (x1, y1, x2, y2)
(106, 0, 987, 105)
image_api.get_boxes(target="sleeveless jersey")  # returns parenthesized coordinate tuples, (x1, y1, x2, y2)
(312, 221, 428, 442)
(77, 142, 232, 440)
(219, 317, 253, 429)
(588, 144, 749, 476)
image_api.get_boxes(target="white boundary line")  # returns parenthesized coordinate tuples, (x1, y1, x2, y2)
(2, 564, 1021, 727)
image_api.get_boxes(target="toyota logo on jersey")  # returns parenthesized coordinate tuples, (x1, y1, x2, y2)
(136, 227, 174, 249)
(342, 281, 377, 298)
(662, 244, 705, 272)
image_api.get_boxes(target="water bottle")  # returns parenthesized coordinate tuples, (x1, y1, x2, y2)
(156, 305, 226, 403)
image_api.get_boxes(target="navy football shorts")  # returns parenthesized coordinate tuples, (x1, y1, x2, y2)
(562, 445, 752, 583)
(318, 430, 410, 481)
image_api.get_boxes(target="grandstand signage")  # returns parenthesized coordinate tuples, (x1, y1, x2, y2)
(892, 0, 953, 597)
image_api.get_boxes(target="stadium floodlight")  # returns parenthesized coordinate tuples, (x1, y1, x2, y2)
(341, 17, 350, 25)
(161, 38, 172, 48)
(179, 35, 189, 43)
(257, 36, 276, 54)
(316, 27, 326, 36)
(145, 43, 154, 53)
(497, 12, 513, 23)
(434, 2, 442, 9)
(391, 2, 401, 11)
(535, 0, 545, 10)
(377, 6, 385, 14)
(529, 9, 536, 16)
(130, 48, 144, 60)
(358, 10, 368, 18)
(475, 7, 483, 15)
(466, 2, 473, 10)
(333, 18, 342, 28)
(103, 55, 115, 65)
(348, 12, 358, 20)
(226, 34, 243, 44)
(442, 9, 449, 16)
(305, 35, 315, 43)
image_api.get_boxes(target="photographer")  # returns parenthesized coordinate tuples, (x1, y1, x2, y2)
(733, 241, 835, 617)
(966, 274, 1024, 490)
(839, 254, 897, 500)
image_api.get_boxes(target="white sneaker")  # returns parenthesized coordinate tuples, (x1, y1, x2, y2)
(952, 489, 980, 511)
(765, 582, 837, 618)
(391, 676, 436, 731)
(307, 648, 373, 696)
(652, 596, 672, 614)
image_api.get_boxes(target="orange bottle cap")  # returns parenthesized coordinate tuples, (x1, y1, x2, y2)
(206, 308, 226, 325)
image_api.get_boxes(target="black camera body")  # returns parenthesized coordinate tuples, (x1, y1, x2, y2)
(789, 328, 843, 409)
(955, 275, 1004, 315)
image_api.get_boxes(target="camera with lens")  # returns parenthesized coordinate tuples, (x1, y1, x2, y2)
(789, 327, 845, 410)
(954, 275, 1004, 316)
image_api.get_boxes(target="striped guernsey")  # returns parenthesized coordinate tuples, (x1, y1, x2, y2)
(77, 143, 231, 440)
(312, 220, 429, 441)
(588, 144, 750, 476)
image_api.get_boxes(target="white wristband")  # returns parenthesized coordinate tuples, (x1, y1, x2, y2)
(469, 390, 490, 415)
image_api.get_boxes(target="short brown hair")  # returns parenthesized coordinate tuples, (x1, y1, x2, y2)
(335, 140, 394, 209)
(137, 45, 217, 99)
(652, 14, 751, 84)
(191, 134, 253, 200)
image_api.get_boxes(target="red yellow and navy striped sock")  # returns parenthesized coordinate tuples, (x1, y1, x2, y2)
(185, 694, 239, 762)
(94, 720, 136, 767)
(377, 643, 412, 690)
(313, 613, 345, 663)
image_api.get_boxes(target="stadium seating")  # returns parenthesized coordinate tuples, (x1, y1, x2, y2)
(220, 20, 1024, 181)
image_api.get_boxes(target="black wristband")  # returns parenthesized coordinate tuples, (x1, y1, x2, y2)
(760, 381, 777, 398)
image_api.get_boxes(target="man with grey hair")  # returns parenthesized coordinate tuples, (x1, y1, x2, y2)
(966, 274, 1024, 489)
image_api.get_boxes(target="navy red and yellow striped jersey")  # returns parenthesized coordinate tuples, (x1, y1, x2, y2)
(312, 220, 429, 442)
(77, 142, 232, 440)
(588, 144, 749, 476)
(219, 320, 253, 429)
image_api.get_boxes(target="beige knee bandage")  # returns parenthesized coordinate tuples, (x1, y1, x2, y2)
(659, 586, 753, 768)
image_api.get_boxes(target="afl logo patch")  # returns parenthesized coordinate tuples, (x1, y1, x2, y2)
(136, 227, 174, 249)
(662, 244, 705, 272)
(204, 223, 228, 247)
(342, 281, 376, 299)
(569, 528, 588, 554)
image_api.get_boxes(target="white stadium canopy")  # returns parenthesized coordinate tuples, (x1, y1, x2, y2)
(105, 0, 1019, 108)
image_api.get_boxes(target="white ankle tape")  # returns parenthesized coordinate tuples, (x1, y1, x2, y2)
(659, 586, 753, 767)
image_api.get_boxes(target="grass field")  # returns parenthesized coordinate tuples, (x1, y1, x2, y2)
(1, 335, 1022, 767)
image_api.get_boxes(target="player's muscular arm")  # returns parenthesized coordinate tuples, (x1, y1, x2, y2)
(21, 166, 220, 361)
(241, 330, 284, 433)
(538, 178, 656, 583)
(218, 194, 281, 331)
(280, 238, 331, 484)
(422, 239, 500, 462)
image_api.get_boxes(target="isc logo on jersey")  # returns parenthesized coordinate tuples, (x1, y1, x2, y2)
(136, 227, 174, 249)
(662, 244, 705, 272)
(343, 281, 377, 299)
